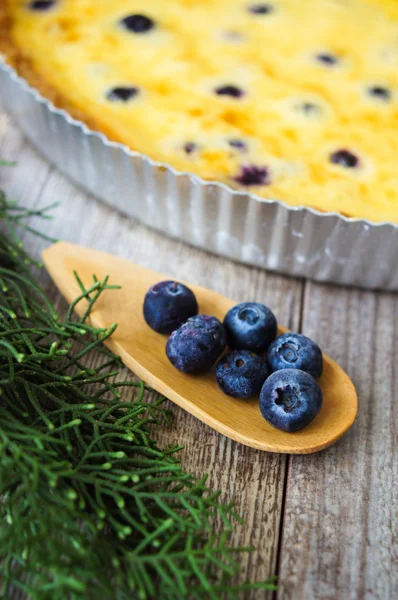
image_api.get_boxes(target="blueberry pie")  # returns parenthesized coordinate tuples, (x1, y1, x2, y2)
(0, 0, 397, 222)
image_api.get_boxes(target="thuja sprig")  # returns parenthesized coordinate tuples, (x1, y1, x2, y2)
(0, 191, 277, 599)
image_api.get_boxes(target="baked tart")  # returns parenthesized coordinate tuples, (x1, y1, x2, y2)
(1, 0, 397, 222)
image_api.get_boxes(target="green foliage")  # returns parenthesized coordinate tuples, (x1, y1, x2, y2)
(0, 192, 276, 598)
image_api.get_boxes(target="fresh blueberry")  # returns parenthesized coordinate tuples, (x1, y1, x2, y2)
(143, 280, 198, 334)
(234, 165, 270, 186)
(229, 139, 247, 151)
(267, 332, 323, 379)
(259, 369, 323, 432)
(184, 142, 197, 154)
(166, 315, 227, 374)
(29, 0, 56, 9)
(215, 85, 244, 99)
(216, 350, 269, 398)
(367, 86, 391, 101)
(107, 87, 139, 102)
(224, 302, 277, 353)
(120, 14, 155, 33)
(316, 53, 338, 66)
(330, 149, 359, 168)
(248, 3, 274, 14)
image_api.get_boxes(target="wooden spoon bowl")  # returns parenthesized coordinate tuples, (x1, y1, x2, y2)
(43, 242, 358, 454)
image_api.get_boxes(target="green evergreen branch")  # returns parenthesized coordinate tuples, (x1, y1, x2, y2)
(0, 190, 277, 598)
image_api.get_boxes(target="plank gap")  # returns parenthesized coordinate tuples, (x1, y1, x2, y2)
(272, 454, 291, 599)
(272, 278, 305, 598)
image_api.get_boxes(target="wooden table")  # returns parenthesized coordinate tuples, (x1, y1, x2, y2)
(1, 109, 396, 600)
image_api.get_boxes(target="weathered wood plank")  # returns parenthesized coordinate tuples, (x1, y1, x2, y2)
(278, 283, 398, 600)
(1, 114, 304, 594)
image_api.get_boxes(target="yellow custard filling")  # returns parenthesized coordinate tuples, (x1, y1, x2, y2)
(2, 0, 398, 222)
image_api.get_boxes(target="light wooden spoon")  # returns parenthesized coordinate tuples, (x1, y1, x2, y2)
(42, 242, 357, 454)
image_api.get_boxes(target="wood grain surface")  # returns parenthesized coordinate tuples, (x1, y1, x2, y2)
(0, 109, 396, 600)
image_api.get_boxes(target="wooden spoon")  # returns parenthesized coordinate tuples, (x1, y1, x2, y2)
(42, 242, 357, 454)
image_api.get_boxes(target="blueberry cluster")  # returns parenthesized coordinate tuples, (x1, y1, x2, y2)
(144, 281, 324, 432)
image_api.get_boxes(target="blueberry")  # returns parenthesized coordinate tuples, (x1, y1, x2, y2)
(223, 31, 244, 42)
(224, 302, 277, 353)
(229, 139, 247, 151)
(267, 332, 323, 379)
(234, 165, 270, 186)
(316, 53, 338, 66)
(215, 85, 244, 99)
(297, 102, 320, 115)
(248, 3, 274, 14)
(166, 315, 227, 374)
(259, 369, 323, 432)
(216, 350, 269, 398)
(184, 142, 197, 154)
(29, 0, 56, 9)
(121, 14, 155, 33)
(143, 280, 198, 334)
(330, 149, 359, 168)
(107, 87, 139, 102)
(367, 86, 391, 101)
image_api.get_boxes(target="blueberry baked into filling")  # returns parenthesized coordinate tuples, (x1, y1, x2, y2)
(330, 150, 359, 169)
(215, 85, 245, 99)
(28, 0, 56, 10)
(3, 0, 398, 222)
(234, 166, 270, 186)
(367, 86, 391, 101)
(107, 86, 140, 102)
(228, 139, 247, 151)
(315, 53, 339, 66)
(120, 14, 155, 33)
(248, 3, 275, 15)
